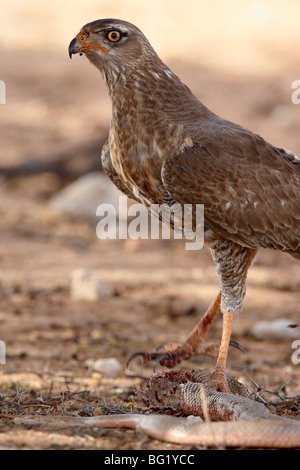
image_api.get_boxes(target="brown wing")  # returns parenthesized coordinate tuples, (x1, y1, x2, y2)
(161, 136, 300, 255)
(101, 140, 138, 201)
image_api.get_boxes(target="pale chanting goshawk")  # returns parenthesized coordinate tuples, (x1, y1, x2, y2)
(69, 19, 300, 393)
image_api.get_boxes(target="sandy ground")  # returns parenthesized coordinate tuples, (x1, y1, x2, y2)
(0, 0, 300, 450)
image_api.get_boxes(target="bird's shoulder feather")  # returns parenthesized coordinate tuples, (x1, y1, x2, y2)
(161, 130, 300, 254)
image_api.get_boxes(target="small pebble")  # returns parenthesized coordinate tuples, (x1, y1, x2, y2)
(186, 415, 203, 422)
(88, 357, 122, 377)
(49, 172, 121, 220)
(249, 318, 299, 340)
(71, 269, 114, 301)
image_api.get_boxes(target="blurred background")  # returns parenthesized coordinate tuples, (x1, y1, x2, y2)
(0, 0, 299, 449)
(2, 0, 300, 165)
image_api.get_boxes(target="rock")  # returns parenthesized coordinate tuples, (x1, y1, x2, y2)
(71, 269, 114, 301)
(249, 318, 299, 340)
(186, 415, 203, 422)
(87, 357, 122, 377)
(49, 172, 121, 219)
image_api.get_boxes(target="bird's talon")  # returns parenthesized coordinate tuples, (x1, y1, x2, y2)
(126, 349, 181, 370)
(126, 351, 147, 369)
(229, 339, 244, 354)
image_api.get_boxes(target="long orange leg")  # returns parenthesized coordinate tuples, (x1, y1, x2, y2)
(208, 311, 235, 393)
(127, 292, 222, 369)
(184, 292, 221, 349)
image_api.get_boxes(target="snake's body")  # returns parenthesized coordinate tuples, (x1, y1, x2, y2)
(13, 369, 300, 448)
(94, 369, 300, 448)
(81, 413, 300, 448)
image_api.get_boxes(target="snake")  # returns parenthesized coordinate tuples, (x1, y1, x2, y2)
(88, 369, 300, 449)
(13, 369, 300, 448)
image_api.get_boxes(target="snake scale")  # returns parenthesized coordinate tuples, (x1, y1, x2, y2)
(93, 369, 300, 448)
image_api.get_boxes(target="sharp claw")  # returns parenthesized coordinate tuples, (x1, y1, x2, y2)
(229, 339, 245, 354)
(127, 350, 174, 370)
(126, 351, 146, 369)
(127, 340, 241, 371)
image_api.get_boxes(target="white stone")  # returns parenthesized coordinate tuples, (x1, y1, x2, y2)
(249, 318, 299, 340)
(49, 172, 121, 219)
(71, 269, 113, 301)
(88, 357, 122, 377)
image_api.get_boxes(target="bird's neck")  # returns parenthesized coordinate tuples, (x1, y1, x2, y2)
(99, 53, 185, 99)
(102, 59, 195, 127)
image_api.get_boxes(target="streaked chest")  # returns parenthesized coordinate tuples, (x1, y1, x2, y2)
(109, 117, 182, 204)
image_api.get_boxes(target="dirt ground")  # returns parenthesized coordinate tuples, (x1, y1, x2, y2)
(1, 3, 300, 450)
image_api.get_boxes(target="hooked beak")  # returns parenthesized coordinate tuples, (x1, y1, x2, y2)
(68, 37, 81, 58)
(68, 32, 109, 59)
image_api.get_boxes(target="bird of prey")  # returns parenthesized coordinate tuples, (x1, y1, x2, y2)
(69, 19, 300, 393)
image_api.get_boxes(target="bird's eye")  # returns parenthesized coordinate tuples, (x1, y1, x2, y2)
(106, 30, 122, 42)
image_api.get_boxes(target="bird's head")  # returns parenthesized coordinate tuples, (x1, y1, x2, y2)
(69, 18, 190, 104)
(69, 19, 155, 74)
